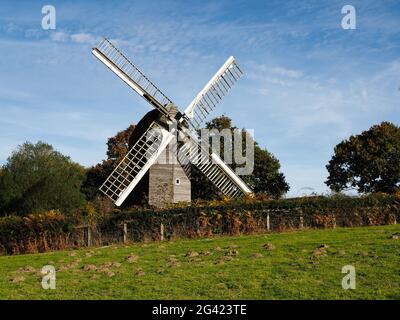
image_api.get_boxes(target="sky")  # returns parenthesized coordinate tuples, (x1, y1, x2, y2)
(0, 0, 399, 197)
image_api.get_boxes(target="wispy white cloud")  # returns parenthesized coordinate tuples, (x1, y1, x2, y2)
(50, 31, 99, 44)
(70, 32, 98, 44)
(51, 31, 69, 42)
(270, 66, 303, 79)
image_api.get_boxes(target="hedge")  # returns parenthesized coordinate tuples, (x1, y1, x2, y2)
(0, 210, 72, 255)
(0, 194, 399, 255)
(105, 194, 400, 240)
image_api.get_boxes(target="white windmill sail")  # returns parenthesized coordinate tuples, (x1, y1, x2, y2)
(92, 38, 179, 206)
(92, 38, 173, 117)
(92, 38, 253, 206)
(177, 56, 251, 199)
(100, 122, 175, 206)
(183, 56, 243, 133)
(177, 131, 252, 198)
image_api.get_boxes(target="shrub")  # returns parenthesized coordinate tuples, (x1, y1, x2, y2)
(0, 210, 72, 255)
(0, 194, 399, 255)
(0, 141, 86, 216)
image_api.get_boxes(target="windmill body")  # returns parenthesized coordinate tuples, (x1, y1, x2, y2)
(128, 107, 191, 207)
(92, 38, 253, 207)
(148, 146, 191, 207)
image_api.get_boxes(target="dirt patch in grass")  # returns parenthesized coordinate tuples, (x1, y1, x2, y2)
(18, 266, 37, 273)
(85, 251, 95, 257)
(251, 253, 263, 259)
(313, 244, 329, 257)
(224, 249, 239, 256)
(83, 264, 97, 272)
(126, 254, 139, 263)
(134, 269, 145, 276)
(1, 224, 400, 299)
(185, 251, 199, 258)
(9, 275, 25, 283)
(263, 243, 275, 251)
(58, 259, 82, 271)
(166, 255, 181, 268)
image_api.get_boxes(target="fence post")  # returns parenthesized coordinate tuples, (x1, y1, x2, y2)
(299, 216, 304, 229)
(160, 223, 164, 241)
(123, 223, 128, 243)
(195, 207, 200, 236)
(86, 226, 92, 247)
(267, 213, 270, 231)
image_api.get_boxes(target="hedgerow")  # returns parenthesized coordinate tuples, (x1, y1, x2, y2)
(106, 193, 400, 239)
(0, 210, 72, 254)
(0, 193, 399, 255)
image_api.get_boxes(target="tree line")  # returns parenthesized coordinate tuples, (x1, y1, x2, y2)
(0, 117, 399, 217)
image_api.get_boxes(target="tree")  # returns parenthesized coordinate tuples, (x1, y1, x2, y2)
(81, 124, 136, 200)
(106, 124, 136, 162)
(249, 145, 289, 197)
(0, 141, 86, 216)
(84, 116, 290, 203)
(192, 115, 289, 199)
(326, 122, 400, 194)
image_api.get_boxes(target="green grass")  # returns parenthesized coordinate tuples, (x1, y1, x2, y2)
(1, 225, 400, 300)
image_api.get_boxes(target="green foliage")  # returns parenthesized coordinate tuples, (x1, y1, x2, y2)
(0, 210, 71, 254)
(326, 122, 400, 193)
(246, 145, 289, 197)
(81, 160, 114, 201)
(0, 193, 399, 255)
(205, 115, 232, 131)
(101, 192, 399, 245)
(81, 125, 136, 201)
(192, 115, 289, 199)
(83, 116, 290, 203)
(1, 224, 400, 299)
(106, 124, 136, 162)
(0, 141, 86, 216)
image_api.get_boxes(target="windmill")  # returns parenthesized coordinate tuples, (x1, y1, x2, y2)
(92, 38, 252, 207)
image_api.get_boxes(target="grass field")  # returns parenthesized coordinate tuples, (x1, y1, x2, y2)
(0, 225, 399, 300)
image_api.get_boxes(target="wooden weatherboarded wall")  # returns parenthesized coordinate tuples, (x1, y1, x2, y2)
(148, 146, 191, 208)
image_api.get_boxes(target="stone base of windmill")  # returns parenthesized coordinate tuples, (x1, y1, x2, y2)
(148, 146, 191, 208)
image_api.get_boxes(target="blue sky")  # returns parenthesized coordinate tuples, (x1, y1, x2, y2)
(0, 0, 399, 196)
